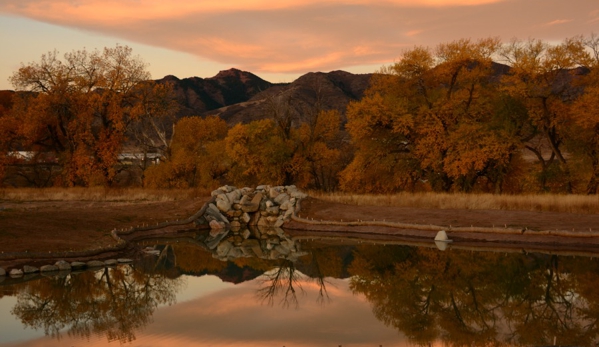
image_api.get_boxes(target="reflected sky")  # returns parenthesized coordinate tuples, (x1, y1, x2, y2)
(1, 274, 407, 347)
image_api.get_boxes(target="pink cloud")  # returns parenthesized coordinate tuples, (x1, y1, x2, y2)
(1, 0, 597, 77)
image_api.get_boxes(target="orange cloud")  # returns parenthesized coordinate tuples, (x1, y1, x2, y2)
(1, 0, 597, 78)
(545, 19, 572, 26)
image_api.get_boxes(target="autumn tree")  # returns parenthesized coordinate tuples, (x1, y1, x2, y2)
(144, 115, 229, 188)
(499, 36, 592, 192)
(7, 45, 173, 186)
(341, 38, 524, 193)
(566, 34, 599, 193)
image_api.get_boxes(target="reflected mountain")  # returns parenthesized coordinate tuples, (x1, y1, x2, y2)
(4, 226, 599, 346)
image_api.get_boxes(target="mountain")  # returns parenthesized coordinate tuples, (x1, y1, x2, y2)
(203, 70, 372, 125)
(156, 68, 275, 118)
(156, 68, 373, 125)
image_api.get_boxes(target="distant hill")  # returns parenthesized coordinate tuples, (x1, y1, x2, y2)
(204, 70, 372, 125)
(156, 68, 275, 118)
(155, 68, 373, 125)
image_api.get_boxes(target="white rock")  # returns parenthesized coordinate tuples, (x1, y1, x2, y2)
(9, 269, 23, 277)
(434, 230, 452, 242)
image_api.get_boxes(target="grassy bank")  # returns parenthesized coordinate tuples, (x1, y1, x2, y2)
(310, 191, 599, 214)
(0, 187, 211, 202)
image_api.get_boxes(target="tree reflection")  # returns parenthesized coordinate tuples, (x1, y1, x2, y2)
(10, 265, 183, 343)
(349, 245, 599, 346)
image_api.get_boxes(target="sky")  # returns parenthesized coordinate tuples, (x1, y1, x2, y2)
(1, 0, 598, 90)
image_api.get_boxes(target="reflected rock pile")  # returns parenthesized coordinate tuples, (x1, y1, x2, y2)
(197, 185, 307, 230)
(200, 226, 307, 262)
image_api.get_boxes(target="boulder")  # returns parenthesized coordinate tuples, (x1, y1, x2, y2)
(269, 187, 280, 199)
(118, 258, 133, 263)
(216, 194, 232, 212)
(216, 240, 233, 257)
(40, 265, 59, 272)
(9, 269, 23, 277)
(55, 260, 71, 271)
(105, 259, 119, 266)
(23, 265, 39, 274)
(226, 190, 241, 204)
(241, 212, 251, 224)
(210, 219, 226, 229)
(274, 193, 289, 205)
(87, 260, 105, 268)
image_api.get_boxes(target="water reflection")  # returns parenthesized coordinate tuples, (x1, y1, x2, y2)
(3, 227, 599, 346)
(349, 245, 599, 346)
(9, 265, 183, 343)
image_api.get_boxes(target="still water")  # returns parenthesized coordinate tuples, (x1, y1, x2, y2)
(1, 227, 599, 346)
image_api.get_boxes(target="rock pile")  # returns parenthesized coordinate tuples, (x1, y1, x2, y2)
(197, 185, 307, 230)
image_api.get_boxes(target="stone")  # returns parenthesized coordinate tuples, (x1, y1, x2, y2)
(242, 192, 263, 213)
(274, 193, 290, 205)
(216, 195, 232, 213)
(274, 217, 285, 228)
(242, 229, 251, 239)
(226, 190, 241, 204)
(210, 219, 226, 229)
(266, 216, 279, 223)
(55, 260, 71, 271)
(268, 187, 280, 199)
(0, 267, 5, 276)
(249, 212, 261, 226)
(9, 269, 23, 277)
(230, 220, 241, 228)
(239, 194, 251, 205)
(283, 208, 294, 220)
(241, 212, 251, 224)
(275, 245, 291, 256)
(240, 187, 253, 195)
(216, 240, 233, 257)
(265, 200, 274, 208)
(71, 261, 86, 269)
(434, 230, 451, 242)
(105, 259, 118, 266)
(87, 260, 105, 268)
(23, 265, 39, 274)
(255, 185, 268, 191)
(118, 258, 133, 263)
(232, 203, 242, 210)
(40, 265, 59, 272)
(266, 205, 280, 215)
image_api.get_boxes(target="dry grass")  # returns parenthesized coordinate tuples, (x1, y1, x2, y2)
(310, 191, 599, 214)
(0, 187, 211, 202)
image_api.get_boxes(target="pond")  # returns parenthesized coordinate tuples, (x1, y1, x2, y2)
(1, 226, 599, 346)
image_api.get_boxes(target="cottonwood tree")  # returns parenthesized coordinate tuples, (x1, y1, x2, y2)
(7, 45, 173, 186)
(499, 37, 592, 192)
(144, 115, 229, 188)
(341, 38, 522, 193)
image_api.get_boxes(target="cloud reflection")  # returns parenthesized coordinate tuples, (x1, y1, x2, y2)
(7, 275, 405, 347)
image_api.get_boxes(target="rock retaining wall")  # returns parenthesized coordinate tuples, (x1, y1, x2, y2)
(197, 185, 307, 230)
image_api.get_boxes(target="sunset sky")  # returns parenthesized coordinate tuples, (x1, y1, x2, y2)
(1, 0, 598, 89)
